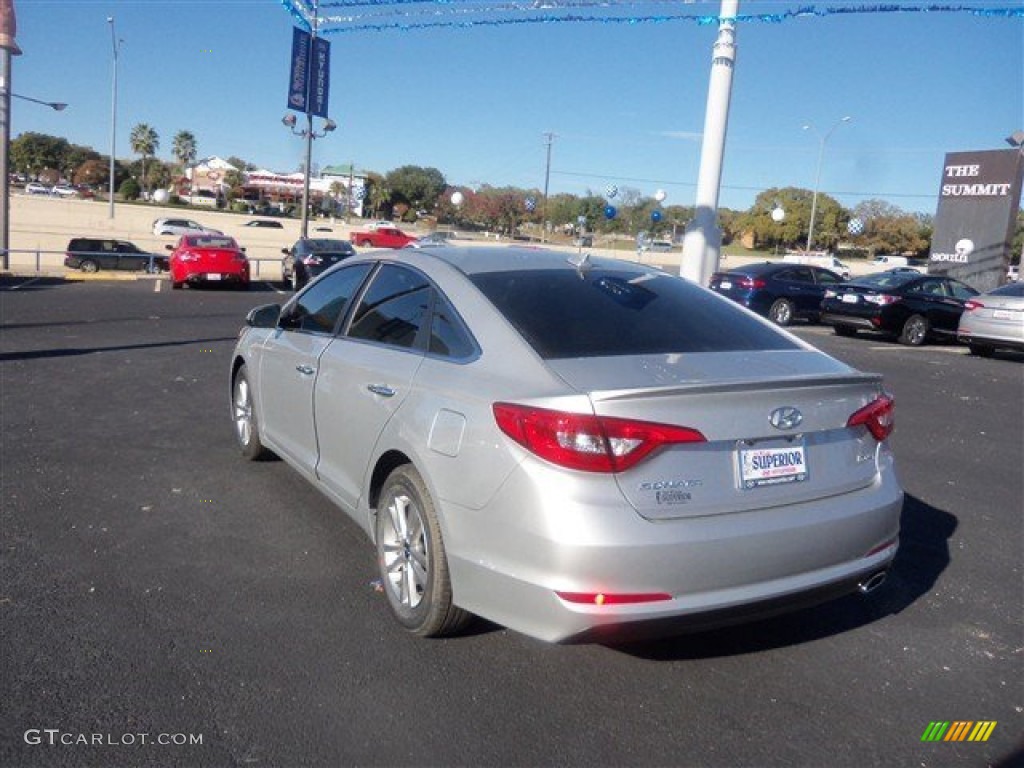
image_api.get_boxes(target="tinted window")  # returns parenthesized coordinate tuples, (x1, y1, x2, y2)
(471, 268, 798, 359)
(776, 267, 813, 282)
(289, 263, 372, 334)
(429, 294, 477, 360)
(348, 265, 431, 349)
(906, 278, 947, 297)
(851, 272, 916, 290)
(948, 280, 979, 300)
(814, 269, 843, 285)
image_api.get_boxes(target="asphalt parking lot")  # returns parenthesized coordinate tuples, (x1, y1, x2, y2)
(1, 275, 1021, 768)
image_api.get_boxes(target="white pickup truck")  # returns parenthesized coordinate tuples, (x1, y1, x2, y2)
(782, 252, 851, 279)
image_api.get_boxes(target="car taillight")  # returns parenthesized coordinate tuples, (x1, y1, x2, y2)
(737, 277, 766, 289)
(824, 289, 838, 299)
(864, 294, 899, 306)
(847, 394, 895, 442)
(963, 300, 984, 312)
(493, 403, 706, 473)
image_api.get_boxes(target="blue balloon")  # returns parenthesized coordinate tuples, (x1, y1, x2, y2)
(651, 209, 663, 223)
(604, 205, 617, 219)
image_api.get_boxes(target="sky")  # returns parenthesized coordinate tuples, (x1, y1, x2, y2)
(9, 1, 1024, 215)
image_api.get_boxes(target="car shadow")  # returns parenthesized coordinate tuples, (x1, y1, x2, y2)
(602, 493, 955, 659)
(0, 336, 238, 362)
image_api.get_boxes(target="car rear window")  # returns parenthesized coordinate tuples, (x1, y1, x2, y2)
(470, 268, 799, 359)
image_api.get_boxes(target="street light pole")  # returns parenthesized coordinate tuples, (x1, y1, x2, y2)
(804, 115, 851, 252)
(0, 0, 22, 272)
(11, 92, 65, 110)
(107, 16, 120, 219)
(283, 113, 335, 239)
(541, 131, 555, 242)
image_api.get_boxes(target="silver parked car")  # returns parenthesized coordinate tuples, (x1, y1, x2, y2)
(230, 247, 902, 642)
(152, 217, 222, 237)
(957, 281, 1024, 356)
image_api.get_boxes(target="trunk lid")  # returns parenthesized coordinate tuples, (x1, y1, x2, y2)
(547, 350, 886, 520)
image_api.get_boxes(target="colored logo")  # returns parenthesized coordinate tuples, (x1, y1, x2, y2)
(921, 721, 996, 742)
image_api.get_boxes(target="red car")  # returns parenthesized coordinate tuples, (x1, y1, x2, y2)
(349, 227, 418, 249)
(167, 234, 250, 290)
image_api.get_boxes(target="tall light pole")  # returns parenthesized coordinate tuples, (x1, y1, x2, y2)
(0, 0, 21, 272)
(282, 113, 335, 239)
(804, 115, 851, 252)
(541, 131, 555, 242)
(12, 93, 66, 111)
(107, 16, 120, 219)
(680, 0, 739, 285)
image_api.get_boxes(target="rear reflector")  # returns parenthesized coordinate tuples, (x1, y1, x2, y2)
(493, 403, 706, 473)
(556, 591, 672, 605)
(847, 394, 895, 441)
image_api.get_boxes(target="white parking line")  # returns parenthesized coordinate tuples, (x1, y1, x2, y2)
(8, 277, 41, 291)
(153, 279, 162, 293)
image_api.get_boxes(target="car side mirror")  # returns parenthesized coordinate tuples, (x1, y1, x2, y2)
(281, 248, 290, 255)
(245, 303, 281, 329)
(165, 244, 174, 251)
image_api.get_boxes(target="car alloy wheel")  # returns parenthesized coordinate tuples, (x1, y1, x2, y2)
(80, 260, 99, 274)
(769, 299, 794, 326)
(232, 365, 268, 460)
(899, 314, 929, 346)
(375, 466, 469, 637)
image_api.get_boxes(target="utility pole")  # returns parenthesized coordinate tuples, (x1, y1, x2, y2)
(0, 0, 21, 272)
(680, 0, 738, 285)
(542, 131, 555, 242)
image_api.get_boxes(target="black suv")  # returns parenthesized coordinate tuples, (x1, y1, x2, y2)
(281, 238, 356, 290)
(64, 238, 166, 273)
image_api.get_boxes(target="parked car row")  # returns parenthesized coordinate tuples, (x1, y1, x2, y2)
(710, 261, 1022, 356)
(64, 238, 167, 273)
(25, 182, 90, 198)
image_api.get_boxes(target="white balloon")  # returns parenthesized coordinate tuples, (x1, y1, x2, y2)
(450, 191, 464, 206)
(654, 189, 667, 203)
(152, 189, 170, 204)
(771, 206, 785, 222)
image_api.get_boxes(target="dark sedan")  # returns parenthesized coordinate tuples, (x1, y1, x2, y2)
(820, 272, 979, 346)
(281, 238, 356, 291)
(709, 262, 844, 325)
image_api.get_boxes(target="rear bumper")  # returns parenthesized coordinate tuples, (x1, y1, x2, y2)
(445, 456, 903, 643)
(820, 312, 881, 331)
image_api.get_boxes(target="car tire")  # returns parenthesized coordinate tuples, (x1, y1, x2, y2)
(80, 260, 99, 274)
(291, 270, 301, 292)
(833, 325, 857, 337)
(360, 239, 373, 248)
(769, 299, 795, 326)
(968, 344, 994, 358)
(899, 314, 929, 346)
(171, 281, 182, 290)
(375, 465, 471, 638)
(232, 365, 269, 460)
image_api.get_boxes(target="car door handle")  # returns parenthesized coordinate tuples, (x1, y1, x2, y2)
(367, 384, 396, 398)
(295, 365, 316, 376)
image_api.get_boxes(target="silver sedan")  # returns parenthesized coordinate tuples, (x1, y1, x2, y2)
(957, 281, 1024, 357)
(230, 247, 903, 642)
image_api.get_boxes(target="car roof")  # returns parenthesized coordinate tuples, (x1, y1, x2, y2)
(387, 245, 660, 279)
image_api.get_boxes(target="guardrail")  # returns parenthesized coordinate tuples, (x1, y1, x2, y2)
(2, 248, 282, 280)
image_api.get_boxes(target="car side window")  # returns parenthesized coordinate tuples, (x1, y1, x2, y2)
(788, 267, 814, 283)
(348, 265, 431, 350)
(907, 278, 946, 297)
(287, 264, 372, 335)
(429, 293, 477, 360)
(815, 270, 842, 285)
(948, 281, 977, 301)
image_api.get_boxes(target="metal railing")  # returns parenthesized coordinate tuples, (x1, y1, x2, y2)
(2, 248, 281, 279)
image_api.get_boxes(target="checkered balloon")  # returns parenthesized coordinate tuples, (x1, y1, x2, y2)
(524, 196, 537, 212)
(352, 186, 366, 201)
(604, 184, 618, 200)
(847, 217, 864, 235)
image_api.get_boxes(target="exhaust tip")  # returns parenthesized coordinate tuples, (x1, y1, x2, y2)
(858, 570, 888, 595)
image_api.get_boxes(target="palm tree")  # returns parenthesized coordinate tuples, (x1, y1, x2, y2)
(129, 124, 159, 197)
(172, 130, 197, 200)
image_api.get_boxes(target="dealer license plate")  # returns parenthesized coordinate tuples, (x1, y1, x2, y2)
(719, 280, 732, 290)
(992, 309, 1015, 320)
(206, 273, 221, 281)
(738, 443, 808, 490)
(841, 294, 860, 304)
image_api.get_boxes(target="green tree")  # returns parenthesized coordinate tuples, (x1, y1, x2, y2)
(129, 123, 159, 195)
(384, 165, 446, 212)
(9, 132, 70, 178)
(172, 131, 198, 196)
(364, 172, 389, 219)
(73, 158, 109, 188)
(851, 199, 929, 256)
(119, 177, 141, 201)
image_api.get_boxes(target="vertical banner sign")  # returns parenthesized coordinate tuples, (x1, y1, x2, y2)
(929, 149, 1024, 292)
(287, 27, 331, 119)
